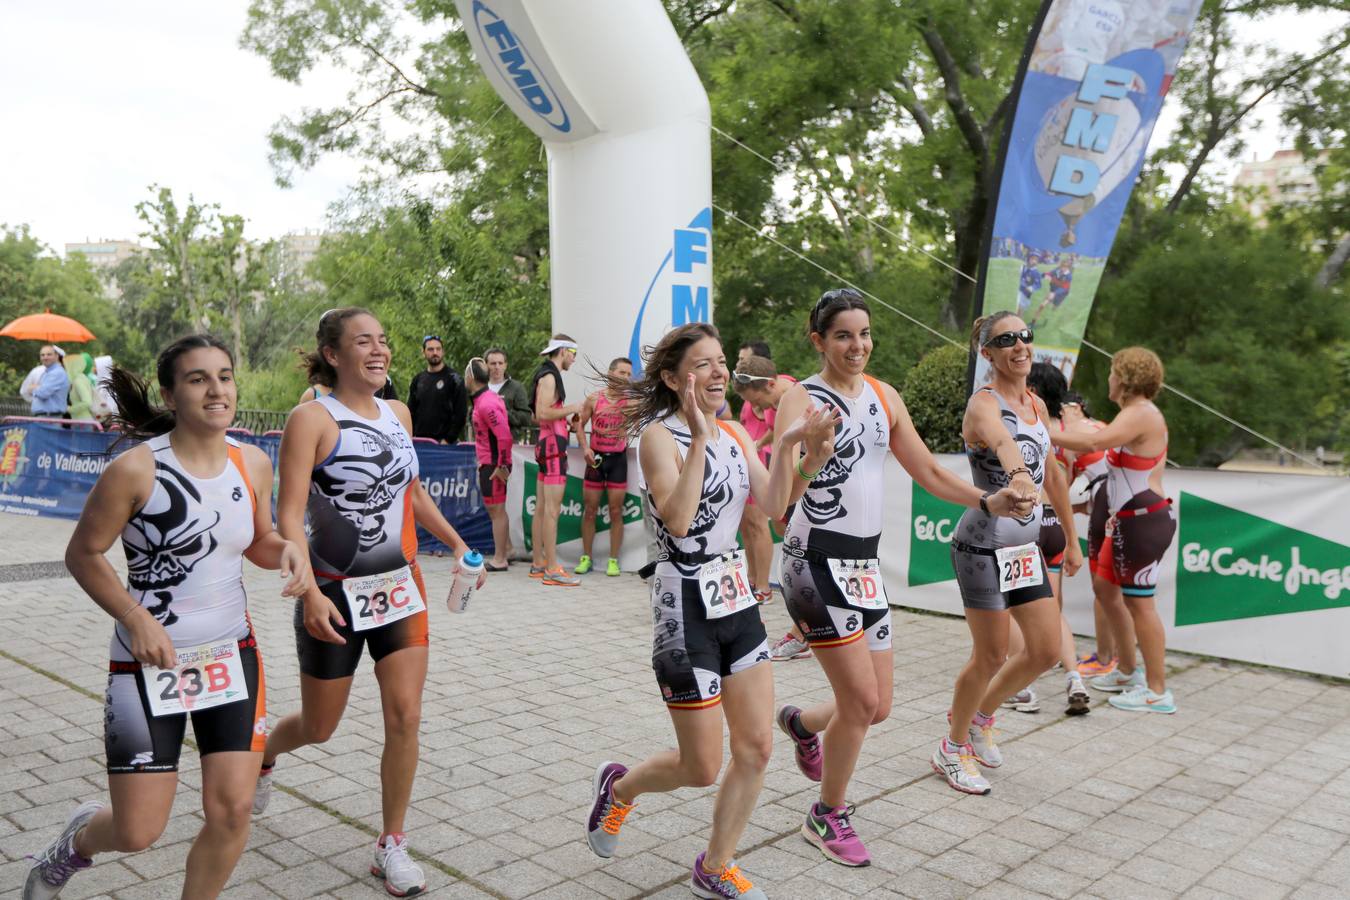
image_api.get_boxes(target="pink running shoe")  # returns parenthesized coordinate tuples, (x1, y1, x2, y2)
(776, 706, 822, 782)
(802, 802, 870, 867)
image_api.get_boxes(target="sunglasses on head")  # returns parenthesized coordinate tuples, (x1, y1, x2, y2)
(423, 335, 441, 346)
(984, 328, 1034, 349)
(732, 372, 772, 385)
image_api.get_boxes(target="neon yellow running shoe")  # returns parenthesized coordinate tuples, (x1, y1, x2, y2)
(575, 555, 593, 575)
(606, 558, 620, 577)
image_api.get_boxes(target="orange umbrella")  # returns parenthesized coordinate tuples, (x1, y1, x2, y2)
(0, 310, 96, 343)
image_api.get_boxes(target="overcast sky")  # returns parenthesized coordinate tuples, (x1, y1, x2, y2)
(2, 3, 1343, 257)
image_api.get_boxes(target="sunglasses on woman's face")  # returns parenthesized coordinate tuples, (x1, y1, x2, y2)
(731, 372, 772, 385)
(984, 328, 1034, 349)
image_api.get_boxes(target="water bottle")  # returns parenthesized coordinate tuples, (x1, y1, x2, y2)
(446, 551, 485, 614)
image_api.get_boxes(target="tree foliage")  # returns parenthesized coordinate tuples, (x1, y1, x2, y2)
(240, 0, 1350, 462)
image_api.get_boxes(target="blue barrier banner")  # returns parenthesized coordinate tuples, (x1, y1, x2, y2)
(971, 0, 1203, 387)
(0, 424, 493, 556)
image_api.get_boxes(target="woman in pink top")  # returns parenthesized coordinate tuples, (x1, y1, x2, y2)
(466, 358, 514, 570)
(574, 357, 634, 577)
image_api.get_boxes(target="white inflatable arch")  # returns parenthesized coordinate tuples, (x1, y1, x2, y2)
(455, 0, 713, 377)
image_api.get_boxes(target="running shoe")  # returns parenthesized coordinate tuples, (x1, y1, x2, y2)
(1066, 672, 1091, 716)
(1077, 653, 1118, 677)
(967, 716, 1002, 768)
(529, 565, 547, 579)
(753, 587, 774, 605)
(252, 763, 274, 815)
(1001, 688, 1040, 713)
(931, 738, 991, 795)
(575, 555, 593, 575)
(776, 705, 822, 782)
(586, 761, 632, 858)
(1108, 686, 1176, 714)
(802, 802, 870, 866)
(606, 558, 621, 577)
(769, 632, 811, 661)
(542, 566, 580, 587)
(690, 851, 767, 898)
(1090, 668, 1145, 693)
(371, 833, 426, 897)
(23, 801, 101, 900)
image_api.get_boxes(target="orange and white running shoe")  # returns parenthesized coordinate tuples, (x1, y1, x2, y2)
(1076, 653, 1117, 677)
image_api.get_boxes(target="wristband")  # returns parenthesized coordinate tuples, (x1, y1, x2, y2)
(1008, 467, 1030, 477)
(116, 602, 141, 622)
(979, 492, 992, 516)
(796, 458, 822, 481)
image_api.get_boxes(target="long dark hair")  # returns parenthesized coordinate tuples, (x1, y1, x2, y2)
(610, 322, 721, 434)
(809, 288, 870, 336)
(301, 307, 374, 388)
(1028, 361, 1069, 419)
(106, 334, 235, 442)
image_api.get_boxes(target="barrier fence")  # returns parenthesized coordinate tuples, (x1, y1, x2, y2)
(3, 421, 1346, 678)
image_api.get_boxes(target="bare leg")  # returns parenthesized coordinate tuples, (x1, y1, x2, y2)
(979, 598, 1062, 714)
(705, 663, 774, 869)
(181, 751, 262, 898)
(1097, 579, 1138, 673)
(613, 707, 725, 804)
(373, 646, 428, 835)
(580, 487, 602, 559)
(263, 674, 353, 766)
(948, 610, 1009, 744)
(1049, 571, 1077, 671)
(1126, 596, 1167, 693)
(74, 772, 175, 858)
(810, 641, 884, 808)
(486, 503, 510, 567)
(541, 482, 565, 569)
(607, 493, 625, 560)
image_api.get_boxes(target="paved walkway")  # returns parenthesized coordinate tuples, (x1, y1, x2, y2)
(2, 511, 1348, 900)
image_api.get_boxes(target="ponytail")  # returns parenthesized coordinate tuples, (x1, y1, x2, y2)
(105, 333, 234, 444)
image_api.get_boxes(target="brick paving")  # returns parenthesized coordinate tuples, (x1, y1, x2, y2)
(2, 510, 1349, 899)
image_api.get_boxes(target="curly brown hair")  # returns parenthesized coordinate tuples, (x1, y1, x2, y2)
(1112, 346, 1164, 399)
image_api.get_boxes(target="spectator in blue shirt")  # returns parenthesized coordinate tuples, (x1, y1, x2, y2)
(29, 344, 70, 417)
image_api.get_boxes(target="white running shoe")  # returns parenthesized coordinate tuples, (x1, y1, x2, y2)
(1090, 668, 1145, 693)
(931, 739, 991, 795)
(967, 717, 1002, 768)
(252, 766, 273, 815)
(371, 834, 426, 897)
(1066, 672, 1091, 716)
(23, 801, 101, 900)
(769, 633, 811, 661)
(1001, 687, 1040, 713)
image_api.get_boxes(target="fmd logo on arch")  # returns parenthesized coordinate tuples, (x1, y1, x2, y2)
(472, 1, 571, 133)
(628, 208, 712, 375)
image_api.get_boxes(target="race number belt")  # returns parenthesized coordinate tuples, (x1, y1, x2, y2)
(826, 558, 888, 610)
(994, 542, 1044, 592)
(697, 550, 756, 620)
(140, 636, 249, 718)
(342, 565, 426, 632)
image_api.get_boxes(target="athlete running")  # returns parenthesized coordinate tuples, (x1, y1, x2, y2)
(1051, 347, 1176, 713)
(773, 290, 1035, 860)
(934, 313, 1082, 796)
(24, 335, 311, 900)
(530, 335, 582, 586)
(255, 308, 484, 897)
(584, 323, 838, 900)
(465, 357, 513, 572)
(574, 357, 633, 577)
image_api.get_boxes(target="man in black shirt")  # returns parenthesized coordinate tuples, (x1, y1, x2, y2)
(408, 335, 467, 443)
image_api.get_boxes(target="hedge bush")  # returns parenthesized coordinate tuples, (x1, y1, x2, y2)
(902, 343, 969, 454)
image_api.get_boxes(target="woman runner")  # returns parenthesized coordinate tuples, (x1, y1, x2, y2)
(254, 308, 484, 897)
(773, 290, 1035, 863)
(584, 323, 837, 899)
(465, 357, 513, 571)
(25, 335, 311, 900)
(1051, 347, 1176, 713)
(934, 313, 1082, 796)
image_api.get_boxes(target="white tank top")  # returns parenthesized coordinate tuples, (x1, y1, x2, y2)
(642, 415, 750, 578)
(114, 434, 255, 661)
(784, 374, 891, 559)
(956, 387, 1051, 549)
(308, 395, 419, 582)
